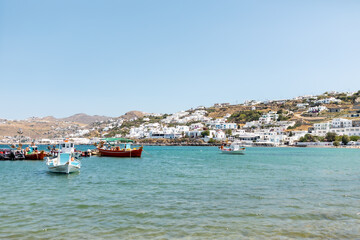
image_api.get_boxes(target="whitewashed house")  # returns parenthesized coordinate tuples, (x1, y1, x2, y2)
(313, 122, 331, 136)
(189, 123, 204, 130)
(258, 112, 278, 125)
(331, 118, 352, 128)
(315, 97, 341, 104)
(308, 106, 328, 113)
(186, 130, 203, 138)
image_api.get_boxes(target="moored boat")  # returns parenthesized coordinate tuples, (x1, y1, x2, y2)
(46, 140, 81, 174)
(25, 145, 46, 160)
(0, 149, 12, 160)
(97, 138, 143, 158)
(81, 149, 92, 157)
(0, 149, 25, 160)
(98, 146, 143, 157)
(219, 142, 246, 154)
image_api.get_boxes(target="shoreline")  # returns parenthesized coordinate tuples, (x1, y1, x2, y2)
(1, 142, 359, 148)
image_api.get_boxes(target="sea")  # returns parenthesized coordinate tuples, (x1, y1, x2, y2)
(0, 145, 359, 239)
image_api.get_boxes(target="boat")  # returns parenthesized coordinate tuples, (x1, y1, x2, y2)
(25, 145, 46, 160)
(72, 150, 82, 160)
(219, 142, 246, 154)
(98, 144, 143, 157)
(81, 149, 92, 157)
(46, 141, 81, 173)
(0, 148, 25, 160)
(0, 149, 12, 160)
(97, 138, 143, 158)
(12, 150, 25, 160)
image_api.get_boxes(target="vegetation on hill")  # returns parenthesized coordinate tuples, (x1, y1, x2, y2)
(228, 110, 262, 123)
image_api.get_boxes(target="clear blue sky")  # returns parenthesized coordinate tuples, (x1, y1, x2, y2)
(1, 0, 360, 119)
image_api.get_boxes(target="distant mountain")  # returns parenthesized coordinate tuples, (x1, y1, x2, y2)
(61, 113, 111, 124)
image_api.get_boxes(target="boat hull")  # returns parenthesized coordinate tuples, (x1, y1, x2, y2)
(48, 162, 80, 174)
(98, 147, 143, 157)
(25, 152, 46, 160)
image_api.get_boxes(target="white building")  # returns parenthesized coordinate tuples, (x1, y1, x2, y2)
(308, 106, 328, 113)
(313, 122, 331, 136)
(211, 122, 237, 130)
(186, 130, 202, 138)
(332, 118, 352, 128)
(312, 119, 358, 137)
(297, 103, 309, 109)
(258, 112, 279, 125)
(328, 127, 360, 136)
(189, 123, 204, 130)
(315, 97, 341, 104)
(243, 121, 259, 129)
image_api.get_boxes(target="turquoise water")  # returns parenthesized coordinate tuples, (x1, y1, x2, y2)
(0, 146, 359, 239)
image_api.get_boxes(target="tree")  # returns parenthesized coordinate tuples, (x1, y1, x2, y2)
(341, 135, 350, 145)
(277, 114, 289, 121)
(333, 141, 340, 147)
(350, 135, 360, 141)
(225, 129, 232, 136)
(299, 134, 316, 142)
(201, 130, 210, 138)
(325, 132, 337, 142)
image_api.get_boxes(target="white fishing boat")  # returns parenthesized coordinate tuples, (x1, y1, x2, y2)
(46, 141, 81, 173)
(219, 142, 246, 154)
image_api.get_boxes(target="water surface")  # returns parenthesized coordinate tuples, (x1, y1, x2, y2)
(0, 146, 359, 239)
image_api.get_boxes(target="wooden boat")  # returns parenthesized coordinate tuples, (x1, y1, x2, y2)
(46, 141, 81, 174)
(24, 145, 46, 160)
(25, 151, 46, 160)
(98, 145, 143, 158)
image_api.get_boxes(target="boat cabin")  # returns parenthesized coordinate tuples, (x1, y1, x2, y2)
(28, 146, 38, 152)
(60, 142, 75, 153)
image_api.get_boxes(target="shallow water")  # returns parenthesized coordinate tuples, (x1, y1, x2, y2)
(0, 146, 359, 239)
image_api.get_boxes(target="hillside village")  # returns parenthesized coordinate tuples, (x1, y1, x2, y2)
(1, 90, 360, 146)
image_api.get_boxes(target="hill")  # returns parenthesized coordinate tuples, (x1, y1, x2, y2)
(119, 111, 147, 120)
(61, 113, 111, 124)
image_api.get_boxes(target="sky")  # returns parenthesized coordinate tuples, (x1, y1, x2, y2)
(1, 0, 360, 119)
